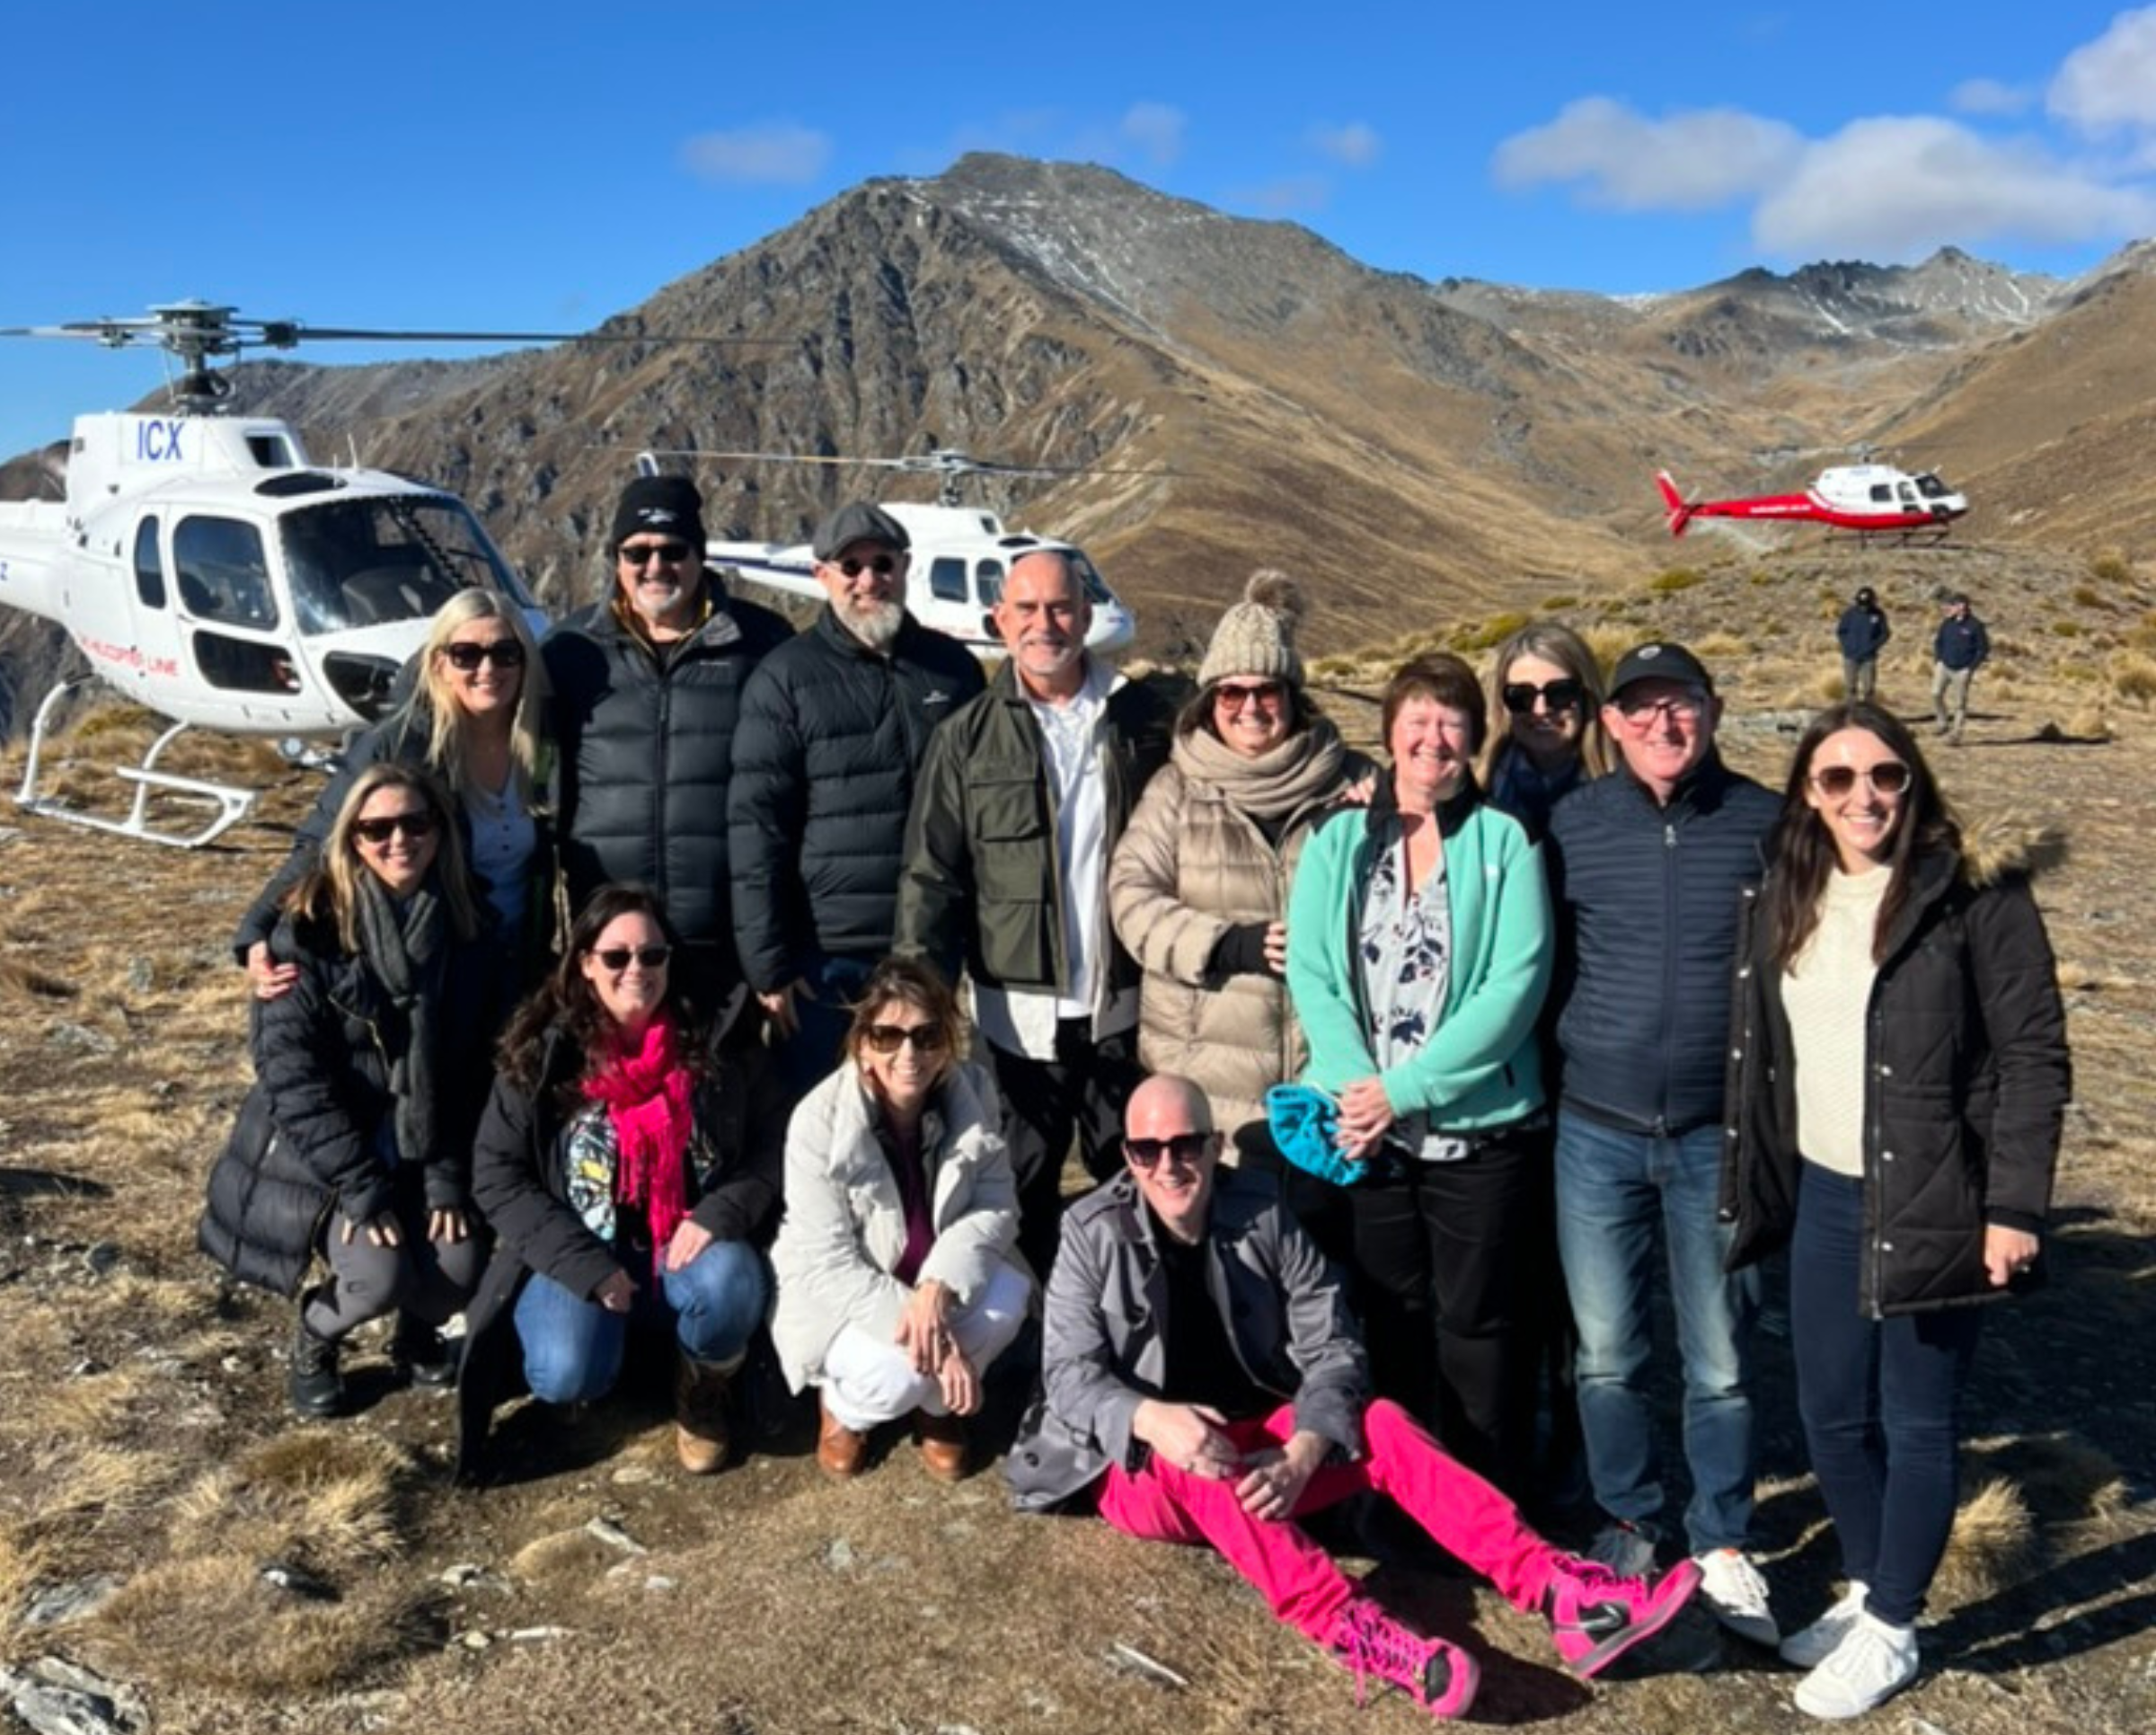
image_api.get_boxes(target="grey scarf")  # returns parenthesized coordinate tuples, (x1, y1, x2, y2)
(1173, 715, 1351, 826)
(352, 873, 446, 1171)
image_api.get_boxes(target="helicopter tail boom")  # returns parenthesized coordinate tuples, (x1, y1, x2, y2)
(1655, 470, 1696, 537)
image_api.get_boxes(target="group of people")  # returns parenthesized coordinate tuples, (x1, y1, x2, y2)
(1833, 584, 1993, 743)
(195, 474, 2066, 1724)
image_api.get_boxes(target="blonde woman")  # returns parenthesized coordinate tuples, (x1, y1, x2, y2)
(1481, 622, 1612, 834)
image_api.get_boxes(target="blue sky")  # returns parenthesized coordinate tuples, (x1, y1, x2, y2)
(5, 2, 2154, 459)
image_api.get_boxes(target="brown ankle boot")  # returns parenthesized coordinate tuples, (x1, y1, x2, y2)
(914, 1408, 968, 1483)
(674, 1353, 736, 1474)
(817, 1397, 868, 1479)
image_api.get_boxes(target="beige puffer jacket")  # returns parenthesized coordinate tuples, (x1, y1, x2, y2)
(1109, 739, 1366, 1138)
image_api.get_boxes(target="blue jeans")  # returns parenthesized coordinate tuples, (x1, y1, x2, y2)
(514, 1238, 768, 1404)
(1554, 1110, 1760, 1554)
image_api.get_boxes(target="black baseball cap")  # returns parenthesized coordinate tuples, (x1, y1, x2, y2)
(812, 501, 910, 562)
(1608, 641, 1714, 700)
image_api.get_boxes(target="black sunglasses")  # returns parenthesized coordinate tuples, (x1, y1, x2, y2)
(835, 553, 899, 579)
(620, 541, 693, 567)
(1124, 1131, 1214, 1170)
(351, 812, 437, 845)
(441, 639, 525, 671)
(1501, 678, 1586, 715)
(593, 943, 672, 971)
(1811, 762, 1912, 798)
(862, 1022, 948, 1056)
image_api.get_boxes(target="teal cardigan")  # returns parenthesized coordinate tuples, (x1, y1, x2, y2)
(1286, 785, 1551, 1130)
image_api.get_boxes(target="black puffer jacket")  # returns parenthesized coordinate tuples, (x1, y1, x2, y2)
(727, 608, 983, 991)
(543, 582, 791, 969)
(199, 907, 490, 1297)
(1723, 837, 2071, 1315)
(454, 996, 787, 1476)
(1545, 753, 1780, 1134)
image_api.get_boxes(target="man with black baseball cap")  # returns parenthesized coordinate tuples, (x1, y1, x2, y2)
(1543, 640, 1783, 1649)
(543, 474, 793, 1003)
(1835, 586, 1891, 704)
(729, 500, 983, 1090)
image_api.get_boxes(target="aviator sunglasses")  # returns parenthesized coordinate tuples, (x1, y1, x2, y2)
(834, 553, 899, 579)
(619, 541, 693, 567)
(1124, 1131, 1214, 1170)
(1811, 761, 1912, 798)
(862, 1022, 948, 1056)
(351, 812, 437, 845)
(593, 943, 672, 971)
(1502, 678, 1586, 715)
(1215, 680, 1285, 712)
(441, 639, 525, 672)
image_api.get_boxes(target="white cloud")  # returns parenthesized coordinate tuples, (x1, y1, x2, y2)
(1310, 122, 1382, 168)
(2050, 6, 2156, 133)
(1755, 117, 2156, 258)
(1118, 102, 1188, 167)
(1491, 97, 1803, 210)
(1951, 77, 2031, 119)
(679, 123, 832, 186)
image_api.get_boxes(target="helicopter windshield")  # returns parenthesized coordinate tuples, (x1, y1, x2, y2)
(1914, 474, 1954, 500)
(280, 497, 523, 635)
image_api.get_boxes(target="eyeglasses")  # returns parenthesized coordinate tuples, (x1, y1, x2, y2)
(1215, 680, 1285, 712)
(1811, 762, 1912, 798)
(593, 943, 671, 971)
(862, 1022, 948, 1056)
(1124, 1131, 1215, 1170)
(1502, 678, 1586, 715)
(834, 553, 899, 579)
(1613, 692, 1706, 724)
(441, 639, 526, 671)
(619, 541, 693, 567)
(351, 812, 437, 845)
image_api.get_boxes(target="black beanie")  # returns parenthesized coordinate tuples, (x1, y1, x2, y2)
(611, 475, 706, 550)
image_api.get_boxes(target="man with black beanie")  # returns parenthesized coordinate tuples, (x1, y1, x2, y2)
(543, 474, 793, 1004)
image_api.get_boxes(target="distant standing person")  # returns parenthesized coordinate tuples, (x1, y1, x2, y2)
(1930, 592, 1989, 745)
(544, 475, 792, 1004)
(729, 501, 983, 1097)
(1835, 587, 1891, 704)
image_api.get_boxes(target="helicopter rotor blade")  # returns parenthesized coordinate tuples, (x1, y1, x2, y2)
(253, 323, 784, 350)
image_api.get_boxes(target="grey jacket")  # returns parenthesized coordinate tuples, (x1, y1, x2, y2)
(1007, 1167, 1367, 1510)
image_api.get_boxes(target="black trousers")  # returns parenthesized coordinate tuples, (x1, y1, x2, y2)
(987, 1021, 1143, 1282)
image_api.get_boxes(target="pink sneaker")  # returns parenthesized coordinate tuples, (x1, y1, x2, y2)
(1327, 1598, 1480, 1719)
(1542, 1554, 1704, 1677)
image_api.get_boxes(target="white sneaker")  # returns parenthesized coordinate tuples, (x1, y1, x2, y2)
(1694, 1547, 1780, 1646)
(1779, 1581, 1869, 1669)
(1793, 1611, 1919, 1720)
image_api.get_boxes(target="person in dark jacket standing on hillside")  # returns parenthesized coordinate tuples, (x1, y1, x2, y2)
(729, 501, 983, 1094)
(1930, 592, 1990, 745)
(898, 549, 1173, 1278)
(1544, 641, 1784, 1649)
(543, 475, 792, 1005)
(1724, 702, 2067, 1718)
(1834, 587, 1891, 704)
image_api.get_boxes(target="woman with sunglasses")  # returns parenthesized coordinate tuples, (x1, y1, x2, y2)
(1285, 653, 1554, 1494)
(202, 764, 491, 1414)
(1726, 702, 2068, 1718)
(771, 957, 1029, 1483)
(1109, 573, 1373, 1148)
(235, 589, 555, 1008)
(456, 885, 785, 1478)
(1481, 622, 1612, 832)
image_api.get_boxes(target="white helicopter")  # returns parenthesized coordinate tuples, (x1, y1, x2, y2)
(0, 301, 565, 845)
(635, 446, 1151, 656)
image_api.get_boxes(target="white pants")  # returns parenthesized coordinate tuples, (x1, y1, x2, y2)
(819, 1262, 1031, 1430)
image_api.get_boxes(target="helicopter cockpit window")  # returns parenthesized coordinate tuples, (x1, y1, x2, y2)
(1066, 552, 1116, 606)
(133, 518, 166, 610)
(280, 497, 520, 635)
(929, 556, 969, 604)
(173, 517, 277, 627)
(1897, 484, 1916, 505)
(975, 560, 1006, 607)
(1916, 474, 1949, 500)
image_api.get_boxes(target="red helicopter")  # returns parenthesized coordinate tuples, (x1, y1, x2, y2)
(1656, 462, 1969, 539)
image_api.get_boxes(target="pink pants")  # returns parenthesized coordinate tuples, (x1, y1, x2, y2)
(1096, 1398, 1562, 1642)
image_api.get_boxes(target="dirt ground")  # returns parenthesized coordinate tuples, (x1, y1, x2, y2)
(1, 545, 2153, 1732)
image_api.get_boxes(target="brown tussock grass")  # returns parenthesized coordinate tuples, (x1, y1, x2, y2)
(1932, 1477, 2042, 1606)
(0, 959, 79, 1000)
(21, 1442, 167, 1536)
(0, 1364, 150, 1445)
(0, 1527, 52, 1647)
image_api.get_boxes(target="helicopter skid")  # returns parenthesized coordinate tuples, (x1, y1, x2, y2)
(13, 682, 256, 849)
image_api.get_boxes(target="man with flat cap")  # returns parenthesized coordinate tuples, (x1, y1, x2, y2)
(1542, 641, 1783, 1648)
(544, 474, 793, 1004)
(729, 500, 985, 1091)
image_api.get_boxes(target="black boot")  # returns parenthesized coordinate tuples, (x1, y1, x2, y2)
(288, 1309, 345, 1418)
(390, 1315, 457, 1390)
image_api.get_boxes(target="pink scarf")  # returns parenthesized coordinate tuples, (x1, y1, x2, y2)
(583, 1014, 695, 1271)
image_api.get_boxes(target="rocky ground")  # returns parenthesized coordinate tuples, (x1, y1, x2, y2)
(0, 538, 2152, 1734)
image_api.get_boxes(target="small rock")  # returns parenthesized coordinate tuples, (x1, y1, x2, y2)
(610, 1463, 661, 1486)
(456, 1631, 492, 1651)
(83, 1244, 121, 1279)
(822, 1537, 857, 1571)
(581, 1517, 646, 1555)
(260, 1561, 339, 1602)
(0, 1658, 149, 1735)
(45, 1022, 115, 1056)
(124, 959, 154, 995)
(438, 1563, 510, 1594)
(508, 1626, 575, 1643)
(22, 1575, 123, 1628)
(643, 1575, 676, 1593)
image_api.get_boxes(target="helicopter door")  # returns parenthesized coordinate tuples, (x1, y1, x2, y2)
(172, 514, 302, 697)
(121, 515, 191, 703)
